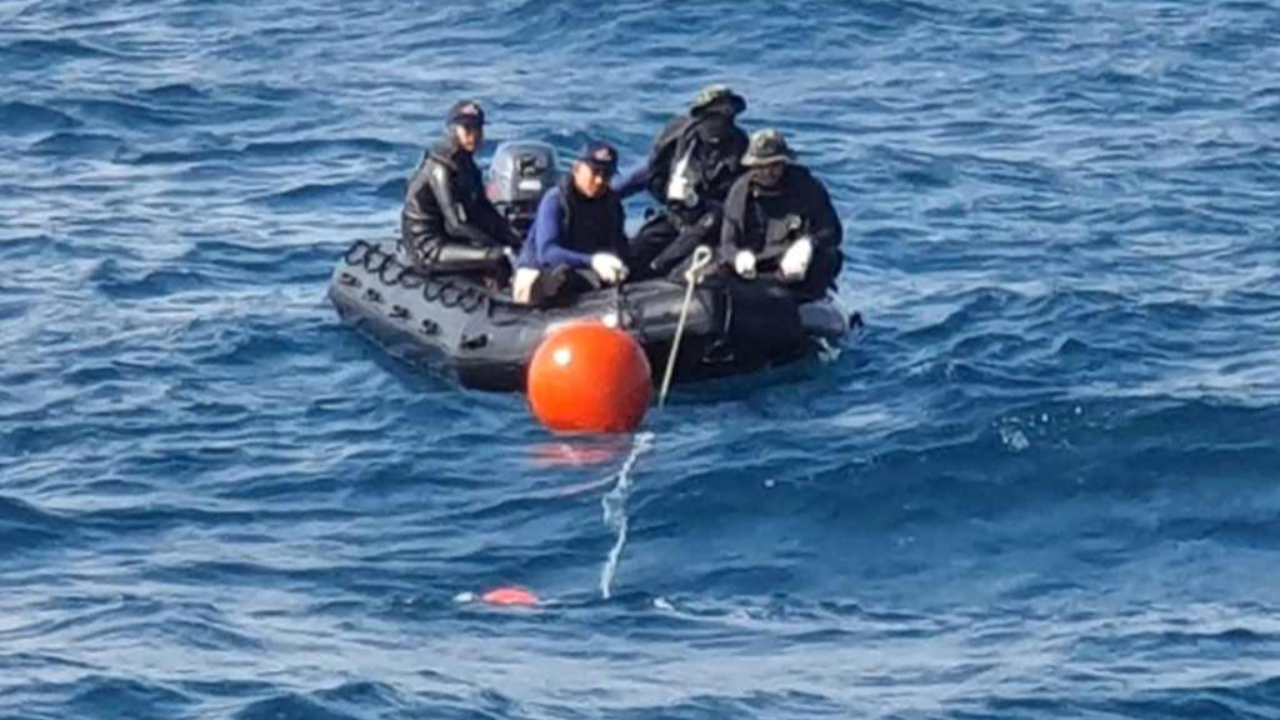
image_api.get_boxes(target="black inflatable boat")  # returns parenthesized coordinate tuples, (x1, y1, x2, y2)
(328, 240, 852, 392)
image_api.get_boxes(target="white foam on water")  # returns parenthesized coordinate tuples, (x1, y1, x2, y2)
(599, 431, 655, 600)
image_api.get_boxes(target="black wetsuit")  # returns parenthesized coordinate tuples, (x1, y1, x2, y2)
(719, 165, 844, 301)
(400, 139, 520, 279)
(620, 112, 749, 280)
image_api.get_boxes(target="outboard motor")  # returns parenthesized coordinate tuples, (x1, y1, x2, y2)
(486, 141, 558, 236)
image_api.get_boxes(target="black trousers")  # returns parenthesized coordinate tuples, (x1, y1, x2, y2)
(627, 207, 722, 282)
(398, 237, 512, 286)
(527, 266, 605, 306)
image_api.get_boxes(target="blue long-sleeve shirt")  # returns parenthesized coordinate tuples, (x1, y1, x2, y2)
(517, 187, 593, 269)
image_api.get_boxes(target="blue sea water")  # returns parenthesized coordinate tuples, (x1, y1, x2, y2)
(3, 0, 1280, 717)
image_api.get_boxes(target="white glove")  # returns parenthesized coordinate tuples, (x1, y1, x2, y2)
(590, 253, 628, 285)
(512, 267, 540, 305)
(734, 250, 758, 279)
(780, 237, 814, 282)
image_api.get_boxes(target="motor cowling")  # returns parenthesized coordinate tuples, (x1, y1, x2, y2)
(486, 141, 558, 236)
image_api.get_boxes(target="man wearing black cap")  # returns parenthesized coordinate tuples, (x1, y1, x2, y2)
(400, 99, 521, 280)
(720, 129, 843, 301)
(613, 84, 750, 280)
(512, 142, 630, 305)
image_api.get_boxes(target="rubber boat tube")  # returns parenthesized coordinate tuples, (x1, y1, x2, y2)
(329, 240, 851, 391)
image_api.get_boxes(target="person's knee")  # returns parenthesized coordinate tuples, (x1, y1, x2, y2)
(512, 267, 540, 304)
(525, 265, 576, 306)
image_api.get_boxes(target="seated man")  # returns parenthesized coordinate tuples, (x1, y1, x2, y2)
(400, 100, 521, 282)
(513, 142, 629, 306)
(719, 129, 843, 302)
(613, 85, 750, 280)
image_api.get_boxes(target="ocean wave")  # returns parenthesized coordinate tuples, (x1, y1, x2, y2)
(0, 495, 71, 555)
(251, 181, 376, 208)
(65, 676, 195, 718)
(29, 131, 122, 157)
(60, 97, 192, 130)
(89, 259, 219, 300)
(0, 101, 80, 136)
(242, 137, 403, 158)
(233, 690, 397, 720)
(138, 82, 209, 103)
(0, 38, 126, 70)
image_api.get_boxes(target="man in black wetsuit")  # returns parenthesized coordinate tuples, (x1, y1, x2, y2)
(720, 129, 843, 302)
(613, 85, 750, 280)
(400, 100, 521, 282)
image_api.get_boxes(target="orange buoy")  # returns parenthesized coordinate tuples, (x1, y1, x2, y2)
(527, 321, 653, 433)
(482, 586, 539, 607)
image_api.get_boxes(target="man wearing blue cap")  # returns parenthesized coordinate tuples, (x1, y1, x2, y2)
(513, 142, 630, 305)
(720, 129, 843, 301)
(400, 99, 521, 280)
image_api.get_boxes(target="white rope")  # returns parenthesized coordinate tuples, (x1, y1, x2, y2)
(599, 431, 654, 600)
(658, 245, 714, 408)
(598, 247, 713, 599)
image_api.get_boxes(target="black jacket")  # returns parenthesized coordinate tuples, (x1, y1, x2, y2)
(646, 113, 749, 213)
(720, 166, 844, 300)
(400, 140, 518, 271)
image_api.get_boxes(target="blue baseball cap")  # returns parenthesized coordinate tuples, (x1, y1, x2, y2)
(578, 141, 618, 176)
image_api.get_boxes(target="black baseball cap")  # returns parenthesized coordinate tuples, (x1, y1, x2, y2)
(446, 100, 485, 129)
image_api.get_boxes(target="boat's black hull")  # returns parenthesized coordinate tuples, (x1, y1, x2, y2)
(329, 240, 849, 392)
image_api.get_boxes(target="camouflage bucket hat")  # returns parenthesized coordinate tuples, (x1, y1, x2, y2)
(741, 128, 794, 167)
(690, 84, 747, 116)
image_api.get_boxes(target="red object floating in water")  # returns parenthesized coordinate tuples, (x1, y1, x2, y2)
(527, 321, 653, 434)
(482, 586, 539, 607)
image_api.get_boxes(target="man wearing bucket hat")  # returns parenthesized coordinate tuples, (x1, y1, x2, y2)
(400, 99, 521, 281)
(719, 128, 843, 301)
(512, 141, 630, 305)
(612, 84, 750, 280)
